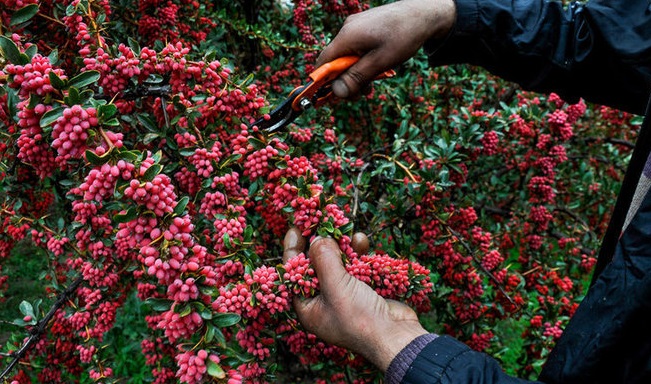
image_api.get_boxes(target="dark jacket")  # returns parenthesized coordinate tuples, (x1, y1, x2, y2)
(391, 0, 651, 382)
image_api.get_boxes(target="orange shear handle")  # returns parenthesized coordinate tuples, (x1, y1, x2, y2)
(291, 56, 396, 110)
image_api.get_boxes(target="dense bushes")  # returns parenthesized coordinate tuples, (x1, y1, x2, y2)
(0, 0, 639, 382)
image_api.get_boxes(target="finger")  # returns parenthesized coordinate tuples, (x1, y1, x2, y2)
(330, 50, 392, 99)
(283, 227, 307, 263)
(315, 18, 361, 68)
(351, 232, 370, 255)
(308, 237, 350, 294)
(292, 295, 326, 332)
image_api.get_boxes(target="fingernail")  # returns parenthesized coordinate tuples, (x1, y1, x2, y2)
(284, 227, 305, 251)
(332, 79, 350, 99)
(310, 236, 325, 247)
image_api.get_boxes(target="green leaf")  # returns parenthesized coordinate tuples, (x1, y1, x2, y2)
(179, 148, 196, 157)
(195, 303, 213, 320)
(27, 93, 40, 109)
(113, 207, 138, 224)
(39, 106, 63, 127)
(127, 37, 140, 55)
(177, 304, 192, 317)
(47, 48, 58, 65)
(142, 163, 162, 181)
(0, 35, 26, 65)
(143, 74, 164, 85)
(65, 86, 80, 105)
(222, 232, 232, 249)
(65, 3, 76, 16)
(85, 149, 108, 166)
(205, 324, 216, 343)
(68, 70, 100, 89)
(174, 196, 190, 216)
(143, 132, 160, 144)
(137, 114, 159, 132)
(219, 153, 242, 169)
(98, 103, 118, 119)
(10, 4, 39, 26)
(321, 220, 334, 232)
(144, 297, 173, 312)
(631, 115, 644, 126)
(212, 312, 241, 328)
(103, 118, 120, 127)
(49, 71, 66, 90)
(118, 150, 141, 162)
(207, 359, 226, 379)
(79, 88, 94, 102)
(339, 221, 354, 235)
(24, 44, 37, 60)
(19, 301, 34, 318)
(243, 224, 253, 242)
(151, 150, 162, 163)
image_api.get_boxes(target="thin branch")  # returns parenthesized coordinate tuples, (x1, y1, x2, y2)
(553, 206, 589, 230)
(477, 205, 512, 217)
(117, 84, 172, 101)
(580, 136, 635, 149)
(371, 154, 418, 183)
(0, 275, 84, 380)
(351, 163, 370, 219)
(446, 227, 519, 310)
(548, 230, 594, 256)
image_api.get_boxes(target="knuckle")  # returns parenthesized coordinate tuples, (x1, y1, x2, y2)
(345, 69, 368, 87)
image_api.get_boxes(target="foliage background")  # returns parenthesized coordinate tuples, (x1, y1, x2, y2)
(0, 0, 640, 382)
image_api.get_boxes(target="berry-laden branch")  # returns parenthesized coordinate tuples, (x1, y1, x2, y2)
(0, 275, 84, 380)
(446, 226, 519, 311)
(0, 0, 628, 380)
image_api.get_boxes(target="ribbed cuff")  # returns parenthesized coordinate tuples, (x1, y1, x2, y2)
(385, 333, 439, 384)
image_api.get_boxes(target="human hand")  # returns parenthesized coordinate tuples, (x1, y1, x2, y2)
(282, 228, 428, 371)
(317, 0, 456, 99)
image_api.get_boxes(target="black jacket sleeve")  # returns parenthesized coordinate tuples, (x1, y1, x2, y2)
(401, 336, 544, 384)
(427, 0, 651, 114)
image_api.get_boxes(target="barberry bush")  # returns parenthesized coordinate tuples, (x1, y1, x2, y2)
(0, 0, 640, 383)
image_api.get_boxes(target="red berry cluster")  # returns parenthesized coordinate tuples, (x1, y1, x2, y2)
(51, 105, 99, 168)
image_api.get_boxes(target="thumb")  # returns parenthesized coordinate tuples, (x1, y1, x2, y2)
(308, 237, 349, 296)
(331, 51, 391, 99)
(282, 227, 307, 263)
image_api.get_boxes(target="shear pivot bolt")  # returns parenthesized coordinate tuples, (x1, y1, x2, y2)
(299, 98, 311, 110)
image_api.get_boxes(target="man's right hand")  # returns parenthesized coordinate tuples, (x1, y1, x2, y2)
(316, 0, 456, 99)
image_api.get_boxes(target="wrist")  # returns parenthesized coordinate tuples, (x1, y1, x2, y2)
(370, 321, 429, 371)
(406, 0, 456, 40)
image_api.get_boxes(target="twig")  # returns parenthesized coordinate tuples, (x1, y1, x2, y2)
(161, 97, 171, 131)
(117, 84, 172, 101)
(553, 206, 589, 230)
(580, 136, 635, 150)
(477, 205, 512, 217)
(371, 154, 418, 183)
(0, 275, 84, 380)
(446, 227, 519, 309)
(548, 230, 594, 256)
(215, 13, 317, 53)
(36, 12, 66, 27)
(351, 163, 370, 219)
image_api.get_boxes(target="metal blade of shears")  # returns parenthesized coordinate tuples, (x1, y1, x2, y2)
(249, 56, 395, 133)
(250, 85, 306, 133)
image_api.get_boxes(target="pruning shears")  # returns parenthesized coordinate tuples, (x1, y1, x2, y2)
(250, 56, 396, 133)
